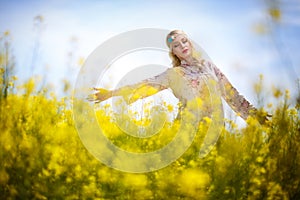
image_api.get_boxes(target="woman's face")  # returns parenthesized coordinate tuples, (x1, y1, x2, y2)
(171, 34, 192, 61)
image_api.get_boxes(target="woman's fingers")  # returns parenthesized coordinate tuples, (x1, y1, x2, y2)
(88, 88, 112, 103)
(87, 93, 99, 103)
(86, 88, 107, 103)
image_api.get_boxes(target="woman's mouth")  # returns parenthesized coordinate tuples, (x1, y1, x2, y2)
(182, 49, 188, 53)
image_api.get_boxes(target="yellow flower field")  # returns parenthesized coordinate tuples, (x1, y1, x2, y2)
(0, 73, 300, 199)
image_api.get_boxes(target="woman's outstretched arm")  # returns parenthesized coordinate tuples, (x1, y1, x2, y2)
(88, 70, 170, 104)
(206, 61, 258, 120)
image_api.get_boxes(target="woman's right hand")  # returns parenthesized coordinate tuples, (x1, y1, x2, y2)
(87, 88, 112, 103)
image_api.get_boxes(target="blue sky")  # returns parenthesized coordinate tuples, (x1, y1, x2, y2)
(1, 0, 299, 107)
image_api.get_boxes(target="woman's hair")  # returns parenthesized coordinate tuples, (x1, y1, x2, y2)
(166, 30, 200, 67)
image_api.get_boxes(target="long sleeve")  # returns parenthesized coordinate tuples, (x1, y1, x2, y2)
(207, 61, 257, 120)
(113, 69, 170, 104)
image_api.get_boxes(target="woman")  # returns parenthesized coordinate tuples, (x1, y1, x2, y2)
(89, 30, 260, 123)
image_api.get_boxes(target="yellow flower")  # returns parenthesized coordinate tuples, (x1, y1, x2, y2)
(272, 87, 282, 98)
(256, 156, 264, 163)
(177, 169, 210, 197)
(0, 170, 9, 185)
(123, 174, 148, 188)
(167, 104, 174, 112)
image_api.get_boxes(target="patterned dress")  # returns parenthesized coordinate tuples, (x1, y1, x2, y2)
(140, 59, 256, 121)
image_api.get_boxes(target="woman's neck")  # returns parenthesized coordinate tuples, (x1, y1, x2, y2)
(181, 56, 195, 66)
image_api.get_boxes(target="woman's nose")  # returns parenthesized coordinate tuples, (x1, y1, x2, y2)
(179, 42, 185, 48)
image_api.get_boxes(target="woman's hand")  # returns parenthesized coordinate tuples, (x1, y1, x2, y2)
(252, 108, 272, 125)
(87, 88, 112, 103)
